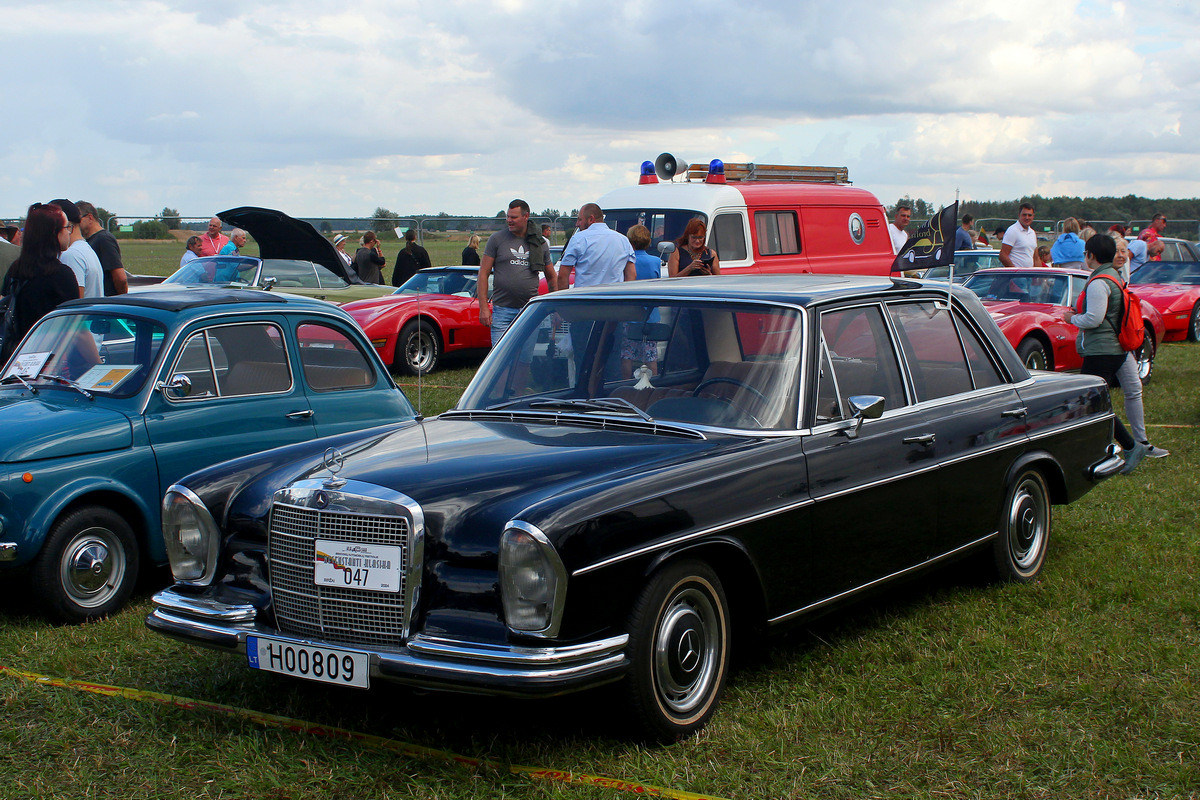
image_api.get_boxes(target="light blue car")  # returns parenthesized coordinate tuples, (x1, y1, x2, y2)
(0, 288, 416, 622)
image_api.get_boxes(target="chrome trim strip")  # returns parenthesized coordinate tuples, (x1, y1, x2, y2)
(406, 633, 628, 666)
(0, 543, 17, 562)
(572, 495, 816, 577)
(767, 532, 998, 626)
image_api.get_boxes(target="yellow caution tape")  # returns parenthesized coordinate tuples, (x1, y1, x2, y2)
(0, 664, 729, 800)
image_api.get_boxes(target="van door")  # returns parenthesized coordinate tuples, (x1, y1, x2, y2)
(798, 205, 894, 275)
(710, 209, 754, 273)
(749, 208, 811, 274)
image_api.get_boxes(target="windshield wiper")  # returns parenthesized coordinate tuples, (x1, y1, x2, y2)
(485, 395, 559, 411)
(528, 397, 653, 422)
(0, 373, 37, 393)
(41, 374, 94, 400)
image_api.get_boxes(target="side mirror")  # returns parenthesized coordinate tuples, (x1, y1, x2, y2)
(158, 373, 192, 399)
(657, 241, 676, 257)
(840, 394, 885, 439)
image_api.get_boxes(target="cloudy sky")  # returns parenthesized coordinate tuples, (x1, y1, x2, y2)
(2, 0, 1197, 223)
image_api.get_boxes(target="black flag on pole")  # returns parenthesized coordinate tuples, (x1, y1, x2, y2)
(891, 202, 958, 273)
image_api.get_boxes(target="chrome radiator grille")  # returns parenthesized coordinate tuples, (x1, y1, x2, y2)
(268, 502, 410, 649)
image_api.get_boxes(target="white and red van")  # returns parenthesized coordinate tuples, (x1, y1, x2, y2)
(597, 158, 895, 276)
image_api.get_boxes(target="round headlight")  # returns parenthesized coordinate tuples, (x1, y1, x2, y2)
(161, 485, 221, 585)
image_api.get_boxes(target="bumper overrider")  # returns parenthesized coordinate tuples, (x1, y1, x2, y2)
(147, 588, 629, 696)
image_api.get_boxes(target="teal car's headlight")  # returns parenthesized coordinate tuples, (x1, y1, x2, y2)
(499, 521, 566, 637)
(161, 485, 221, 585)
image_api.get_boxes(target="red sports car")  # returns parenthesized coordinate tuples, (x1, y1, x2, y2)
(1130, 260, 1200, 343)
(343, 266, 491, 375)
(963, 267, 1165, 384)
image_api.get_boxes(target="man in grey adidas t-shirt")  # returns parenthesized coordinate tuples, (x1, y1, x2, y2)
(478, 198, 556, 345)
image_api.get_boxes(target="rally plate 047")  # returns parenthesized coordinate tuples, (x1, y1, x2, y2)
(247, 636, 370, 688)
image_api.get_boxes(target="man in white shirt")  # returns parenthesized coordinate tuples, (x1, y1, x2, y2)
(50, 199, 103, 298)
(889, 204, 911, 253)
(1000, 203, 1038, 269)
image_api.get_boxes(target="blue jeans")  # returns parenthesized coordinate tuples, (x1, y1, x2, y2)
(490, 305, 521, 347)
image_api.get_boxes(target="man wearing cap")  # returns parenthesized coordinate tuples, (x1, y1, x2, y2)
(197, 217, 230, 257)
(76, 201, 128, 295)
(50, 199, 103, 298)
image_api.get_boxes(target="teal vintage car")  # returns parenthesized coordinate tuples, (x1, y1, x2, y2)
(0, 289, 415, 622)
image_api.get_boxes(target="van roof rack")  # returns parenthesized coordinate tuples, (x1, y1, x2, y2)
(685, 162, 850, 184)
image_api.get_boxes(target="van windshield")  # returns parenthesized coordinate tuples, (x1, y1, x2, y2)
(600, 209, 706, 254)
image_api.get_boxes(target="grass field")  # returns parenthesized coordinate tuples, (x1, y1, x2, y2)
(0, 344, 1197, 799)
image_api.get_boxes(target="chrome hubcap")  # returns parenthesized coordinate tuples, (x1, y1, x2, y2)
(1008, 479, 1047, 571)
(60, 529, 124, 606)
(654, 587, 719, 714)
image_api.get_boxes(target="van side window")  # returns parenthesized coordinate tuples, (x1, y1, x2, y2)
(712, 213, 747, 261)
(755, 211, 801, 256)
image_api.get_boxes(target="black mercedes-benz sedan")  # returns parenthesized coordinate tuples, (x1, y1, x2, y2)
(147, 274, 1123, 741)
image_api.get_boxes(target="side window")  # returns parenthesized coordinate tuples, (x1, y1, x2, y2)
(712, 213, 748, 261)
(887, 302, 974, 401)
(268, 261, 321, 288)
(169, 332, 219, 399)
(754, 211, 801, 256)
(314, 263, 350, 289)
(212, 323, 292, 397)
(817, 305, 906, 419)
(297, 323, 374, 391)
(955, 314, 1005, 389)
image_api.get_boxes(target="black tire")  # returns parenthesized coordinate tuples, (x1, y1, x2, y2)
(1136, 326, 1156, 385)
(623, 560, 730, 742)
(32, 506, 139, 623)
(396, 319, 441, 376)
(992, 469, 1050, 583)
(1189, 302, 1200, 343)
(1016, 337, 1049, 371)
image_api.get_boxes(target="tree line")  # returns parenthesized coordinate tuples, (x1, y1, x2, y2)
(894, 195, 1200, 227)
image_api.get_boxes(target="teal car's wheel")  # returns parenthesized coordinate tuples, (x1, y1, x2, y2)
(32, 506, 139, 623)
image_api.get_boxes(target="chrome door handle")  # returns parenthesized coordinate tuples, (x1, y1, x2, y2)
(902, 433, 935, 446)
(286, 409, 315, 419)
(1002, 407, 1029, 418)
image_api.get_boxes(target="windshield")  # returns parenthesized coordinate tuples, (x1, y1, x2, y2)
(600, 209, 706, 254)
(457, 298, 804, 430)
(395, 269, 477, 297)
(925, 251, 1002, 281)
(165, 256, 258, 286)
(2, 312, 167, 397)
(964, 271, 1071, 305)
(1132, 260, 1200, 285)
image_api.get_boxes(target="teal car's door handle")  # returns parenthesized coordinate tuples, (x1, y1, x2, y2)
(286, 409, 315, 419)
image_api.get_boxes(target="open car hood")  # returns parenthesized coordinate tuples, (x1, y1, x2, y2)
(217, 206, 363, 284)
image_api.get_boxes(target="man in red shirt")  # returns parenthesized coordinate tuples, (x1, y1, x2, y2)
(1137, 214, 1166, 245)
(197, 216, 230, 257)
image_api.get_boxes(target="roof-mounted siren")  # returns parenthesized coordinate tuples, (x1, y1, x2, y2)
(705, 159, 726, 184)
(638, 161, 658, 185)
(653, 152, 688, 182)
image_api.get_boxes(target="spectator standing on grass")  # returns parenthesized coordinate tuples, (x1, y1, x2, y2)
(461, 234, 481, 266)
(392, 228, 431, 287)
(479, 199, 555, 345)
(1034, 245, 1052, 268)
(556, 203, 634, 289)
(197, 217, 229, 257)
(219, 229, 247, 256)
(1108, 231, 1169, 459)
(1066, 234, 1146, 474)
(0, 203, 78, 362)
(180, 236, 203, 267)
(1126, 238, 1163, 279)
(333, 234, 353, 271)
(955, 214, 976, 251)
(50, 199, 102, 298)
(76, 201, 128, 295)
(889, 204, 911, 253)
(999, 203, 1037, 269)
(1138, 213, 1166, 246)
(1051, 217, 1086, 270)
(354, 231, 386, 284)
(0, 231, 18, 279)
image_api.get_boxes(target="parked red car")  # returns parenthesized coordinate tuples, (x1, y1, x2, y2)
(963, 267, 1165, 383)
(342, 266, 491, 375)
(1130, 260, 1200, 343)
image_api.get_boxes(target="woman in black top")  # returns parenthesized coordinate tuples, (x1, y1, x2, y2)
(392, 228, 432, 287)
(353, 231, 386, 284)
(461, 234, 481, 266)
(1, 203, 79, 361)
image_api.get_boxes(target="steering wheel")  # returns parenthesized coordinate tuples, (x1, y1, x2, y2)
(692, 376, 768, 405)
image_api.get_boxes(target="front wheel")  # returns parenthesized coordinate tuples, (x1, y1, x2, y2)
(31, 506, 139, 623)
(623, 560, 730, 742)
(396, 319, 441, 376)
(992, 469, 1050, 583)
(1016, 337, 1049, 371)
(1136, 326, 1156, 384)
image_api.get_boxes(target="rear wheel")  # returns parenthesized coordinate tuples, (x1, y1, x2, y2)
(1189, 302, 1200, 342)
(396, 320, 441, 376)
(32, 506, 139, 623)
(1016, 338, 1049, 371)
(1136, 326, 1156, 384)
(992, 468, 1050, 583)
(623, 560, 730, 742)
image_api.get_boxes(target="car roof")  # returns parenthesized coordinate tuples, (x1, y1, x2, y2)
(58, 288, 326, 314)
(965, 266, 1089, 279)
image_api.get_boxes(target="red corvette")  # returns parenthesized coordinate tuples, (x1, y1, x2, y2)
(343, 267, 491, 375)
(1130, 260, 1200, 343)
(963, 267, 1165, 384)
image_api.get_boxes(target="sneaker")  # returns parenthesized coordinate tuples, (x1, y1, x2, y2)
(1143, 444, 1170, 459)
(1120, 441, 1148, 475)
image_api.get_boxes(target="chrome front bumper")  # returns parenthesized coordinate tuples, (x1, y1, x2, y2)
(147, 588, 628, 697)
